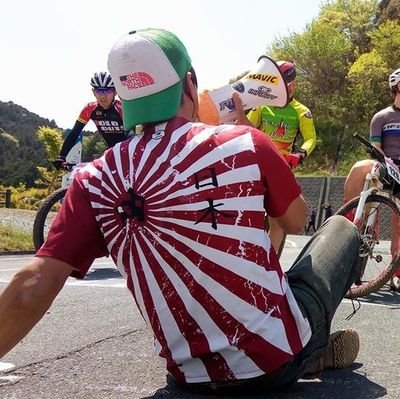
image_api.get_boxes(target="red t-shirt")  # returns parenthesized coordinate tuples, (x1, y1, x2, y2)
(37, 117, 310, 383)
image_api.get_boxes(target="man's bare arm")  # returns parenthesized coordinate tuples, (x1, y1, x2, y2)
(0, 257, 73, 357)
(274, 195, 307, 234)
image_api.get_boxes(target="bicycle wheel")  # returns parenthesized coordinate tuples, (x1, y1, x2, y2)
(33, 187, 67, 251)
(336, 193, 400, 298)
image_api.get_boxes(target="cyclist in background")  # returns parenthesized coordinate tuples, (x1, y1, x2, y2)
(343, 68, 400, 291)
(245, 61, 317, 255)
(53, 71, 129, 169)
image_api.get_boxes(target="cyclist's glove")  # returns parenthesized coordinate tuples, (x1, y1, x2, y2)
(52, 156, 66, 170)
(285, 150, 307, 169)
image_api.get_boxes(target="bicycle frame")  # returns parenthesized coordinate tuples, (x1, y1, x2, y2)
(353, 160, 383, 227)
(352, 155, 400, 270)
(337, 133, 400, 297)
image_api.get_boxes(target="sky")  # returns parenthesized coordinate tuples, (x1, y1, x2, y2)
(1, 0, 324, 130)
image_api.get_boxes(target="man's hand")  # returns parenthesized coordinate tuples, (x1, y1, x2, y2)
(285, 152, 306, 168)
(52, 156, 66, 170)
(232, 93, 255, 127)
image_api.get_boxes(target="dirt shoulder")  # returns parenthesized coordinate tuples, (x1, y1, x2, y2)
(0, 208, 36, 254)
(0, 208, 37, 232)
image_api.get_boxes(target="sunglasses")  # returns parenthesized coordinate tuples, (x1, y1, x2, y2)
(94, 88, 115, 95)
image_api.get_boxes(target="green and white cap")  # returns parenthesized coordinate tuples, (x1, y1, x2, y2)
(108, 28, 192, 131)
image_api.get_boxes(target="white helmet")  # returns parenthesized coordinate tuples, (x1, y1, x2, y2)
(389, 68, 400, 90)
(90, 71, 114, 88)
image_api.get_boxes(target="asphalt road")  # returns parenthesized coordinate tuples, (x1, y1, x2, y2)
(1, 236, 400, 399)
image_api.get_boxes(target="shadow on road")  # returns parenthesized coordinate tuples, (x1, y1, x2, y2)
(142, 364, 386, 399)
(84, 267, 123, 280)
(359, 285, 400, 308)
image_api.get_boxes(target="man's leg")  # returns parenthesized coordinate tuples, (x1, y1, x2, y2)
(312, 222, 316, 233)
(344, 159, 374, 202)
(270, 215, 360, 388)
(390, 211, 400, 261)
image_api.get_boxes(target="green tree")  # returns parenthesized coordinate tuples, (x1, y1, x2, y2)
(318, 0, 379, 57)
(82, 135, 106, 161)
(270, 20, 353, 170)
(0, 100, 57, 187)
(346, 19, 400, 127)
(369, 20, 400, 72)
(35, 126, 64, 193)
(347, 51, 388, 121)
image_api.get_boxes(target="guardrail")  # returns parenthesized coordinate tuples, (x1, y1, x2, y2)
(0, 189, 11, 208)
(297, 176, 394, 240)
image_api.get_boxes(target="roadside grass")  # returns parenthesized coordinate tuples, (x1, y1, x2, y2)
(0, 224, 34, 252)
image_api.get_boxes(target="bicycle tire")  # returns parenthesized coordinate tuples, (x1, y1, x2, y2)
(33, 187, 67, 251)
(336, 193, 400, 298)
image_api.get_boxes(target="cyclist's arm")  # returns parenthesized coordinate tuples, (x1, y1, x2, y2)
(298, 109, 316, 156)
(59, 104, 94, 158)
(59, 120, 86, 158)
(370, 112, 386, 156)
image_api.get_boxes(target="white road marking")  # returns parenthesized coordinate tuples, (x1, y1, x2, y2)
(0, 362, 16, 373)
(65, 280, 126, 288)
(0, 375, 23, 383)
(0, 257, 30, 261)
(343, 298, 397, 308)
(285, 239, 298, 248)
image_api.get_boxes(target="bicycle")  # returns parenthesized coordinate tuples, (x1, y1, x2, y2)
(32, 162, 87, 251)
(336, 133, 400, 298)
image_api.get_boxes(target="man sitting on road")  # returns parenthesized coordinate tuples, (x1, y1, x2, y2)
(0, 28, 360, 395)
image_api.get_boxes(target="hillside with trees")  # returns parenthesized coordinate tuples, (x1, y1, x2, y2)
(0, 101, 105, 189)
(0, 101, 58, 187)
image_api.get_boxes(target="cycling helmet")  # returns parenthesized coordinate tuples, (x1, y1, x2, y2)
(277, 60, 296, 83)
(389, 68, 400, 90)
(90, 72, 115, 88)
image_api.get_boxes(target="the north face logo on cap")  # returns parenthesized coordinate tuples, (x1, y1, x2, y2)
(119, 72, 155, 90)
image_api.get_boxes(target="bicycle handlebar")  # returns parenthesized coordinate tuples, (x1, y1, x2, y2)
(353, 133, 385, 164)
(62, 162, 76, 171)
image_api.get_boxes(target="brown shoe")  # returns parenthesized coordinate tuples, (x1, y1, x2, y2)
(305, 329, 360, 375)
(323, 329, 359, 369)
